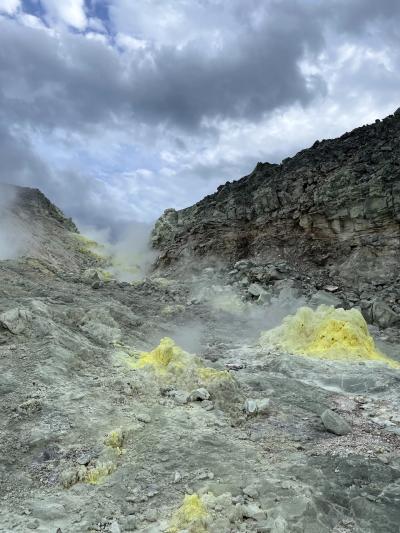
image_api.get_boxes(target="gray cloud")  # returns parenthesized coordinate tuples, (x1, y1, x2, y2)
(0, 11, 323, 133)
(0, 125, 50, 185)
(0, 0, 400, 230)
(1, 1, 399, 132)
(321, 0, 400, 35)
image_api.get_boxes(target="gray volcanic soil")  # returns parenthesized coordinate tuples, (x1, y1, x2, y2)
(1, 155, 400, 532)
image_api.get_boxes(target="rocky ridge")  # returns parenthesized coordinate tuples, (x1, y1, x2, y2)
(152, 110, 400, 329)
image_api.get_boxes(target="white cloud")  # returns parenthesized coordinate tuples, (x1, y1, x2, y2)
(41, 0, 87, 30)
(17, 13, 48, 31)
(115, 33, 147, 51)
(85, 31, 109, 44)
(88, 17, 106, 33)
(0, 0, 20, 15)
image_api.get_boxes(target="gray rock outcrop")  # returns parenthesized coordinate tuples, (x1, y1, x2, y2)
(152, 110, 400, 325)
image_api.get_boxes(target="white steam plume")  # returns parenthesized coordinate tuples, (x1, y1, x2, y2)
(79, 220, 157, 281)
(0, 188, 29, 260)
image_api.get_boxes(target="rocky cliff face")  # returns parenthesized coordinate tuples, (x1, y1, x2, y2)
(152, 109, 400, 326)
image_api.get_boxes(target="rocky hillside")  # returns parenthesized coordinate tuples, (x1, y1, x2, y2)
(0, 184, 92, 273)
(152, 109, 400, 327)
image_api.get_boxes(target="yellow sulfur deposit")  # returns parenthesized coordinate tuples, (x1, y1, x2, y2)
(168, 494, 210, 533)
(104, 428, 124, 454)
(134, 337, 192, 375)
(260, 305, 400, 368)
(83, 462, 116, 485)
(132, 338, 234, 387)
(74, 234, 107, 262)
(197, 367, 233, 383)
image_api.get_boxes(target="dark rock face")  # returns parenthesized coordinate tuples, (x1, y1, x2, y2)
(152, 110, 400, 324)
(153, 112, 400, 280)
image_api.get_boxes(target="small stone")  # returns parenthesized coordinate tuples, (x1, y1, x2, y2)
(248, 283, 266, 297)
(77, 453, 92, 466)
(243, 398, 271, 416)
(110, 520, 121, 533)
(137, 413, 152, 424)
(173, 471, 182, 483)
(27, 519, 40, 530)
(241, 503, 266, 521)
(0, 308, 32, 334)
(225, 362, 244, 371)
(323, 285, 339, 292)
(257, 292, 271, 304)
(166, 389, 190, 405)
(310, 290, 342, 308)
(256, 398, 271, 414)
(189, 388, 210, 401)
(321, 409, 352, 436)
(243, 485, 259, 498)
(123, 515, 138, 531)
(147, 485, 159, 497)
(234, 260, 254, 271)
(144, 509, 157, 522)
(201, 400, 214, 411)
(243, 399, 258, 416)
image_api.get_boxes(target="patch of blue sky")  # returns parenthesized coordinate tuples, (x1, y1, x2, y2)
(21, 0, 45, 19)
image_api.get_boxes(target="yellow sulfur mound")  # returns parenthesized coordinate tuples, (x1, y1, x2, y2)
(134, 337, 192, 375)
(168, 494, 210, 533)
(260, 305, 400, 368)
(128, 338, 237, 396)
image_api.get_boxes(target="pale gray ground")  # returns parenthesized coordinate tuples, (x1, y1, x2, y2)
(1, 265, 400, 533)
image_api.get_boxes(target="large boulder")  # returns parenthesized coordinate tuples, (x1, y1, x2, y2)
(0, 308, 32, 334)
(310, 290, 342, 308)
(321, 409, 352, 436)
(372, 299, 399, 328)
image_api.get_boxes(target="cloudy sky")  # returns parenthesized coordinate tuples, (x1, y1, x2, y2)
(0, 0, 400, 231)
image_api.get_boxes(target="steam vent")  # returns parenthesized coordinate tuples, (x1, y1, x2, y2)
(1, 111, 400, 533)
